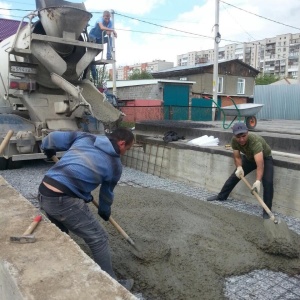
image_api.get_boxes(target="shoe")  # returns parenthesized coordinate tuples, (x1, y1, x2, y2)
(118, 279, 134, 291)
(206, 195, 225, 201)
(263, 211, 270, 219)
(106, 56, 113, 60)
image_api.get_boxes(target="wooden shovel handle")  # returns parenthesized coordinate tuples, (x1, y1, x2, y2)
(240, 176, 276, 221)
(51, 155, 59, 163)
(92, 199, 135, 246)
(0, 130, 14, 155)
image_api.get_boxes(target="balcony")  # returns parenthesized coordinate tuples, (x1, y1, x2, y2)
(288, 66, 298, 72)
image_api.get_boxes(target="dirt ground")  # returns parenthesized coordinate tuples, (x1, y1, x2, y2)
(72, 186, 300, 300)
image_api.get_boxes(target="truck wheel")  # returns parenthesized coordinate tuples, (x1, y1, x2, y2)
(246, 116, 257, 129)
(0, 158, 8, 170)
(7, 158, 22, 169)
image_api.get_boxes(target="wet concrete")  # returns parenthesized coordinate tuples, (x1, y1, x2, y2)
(73, 186, 300, 300)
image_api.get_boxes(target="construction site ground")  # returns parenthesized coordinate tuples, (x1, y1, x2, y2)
(1, 118, 300, 299)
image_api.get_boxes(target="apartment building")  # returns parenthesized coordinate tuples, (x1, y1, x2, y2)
(115, 60, 174, 80)
(177, 32, 300, 79)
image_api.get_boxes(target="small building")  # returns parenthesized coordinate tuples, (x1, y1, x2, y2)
(152, 59, 260, 108)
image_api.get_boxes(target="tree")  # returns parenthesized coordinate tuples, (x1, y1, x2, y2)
(128, 69, 153, 80)
(90, 65, 110, 87)
(255, 74, 279, 85)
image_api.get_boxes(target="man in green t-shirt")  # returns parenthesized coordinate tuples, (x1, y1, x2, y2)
(207, 122, 274, 219)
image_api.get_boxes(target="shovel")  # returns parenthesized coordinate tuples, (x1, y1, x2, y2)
(240, 175, 298, 257)
(91, 199, 138, 250)
(240, 176, 278, 223)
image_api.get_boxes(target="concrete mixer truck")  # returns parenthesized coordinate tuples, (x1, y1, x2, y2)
(0, 0, 121, 169)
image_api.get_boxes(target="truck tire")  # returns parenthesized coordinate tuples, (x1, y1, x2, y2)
(0, 157, 8, 170)
(7, 158, 22, 169)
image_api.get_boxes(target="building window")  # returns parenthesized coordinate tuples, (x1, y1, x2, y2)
(218, 77, 223, 93)
(237, 78, 245, 94)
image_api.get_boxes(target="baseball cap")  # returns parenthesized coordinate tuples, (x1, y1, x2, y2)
(232, 122, 248, 136)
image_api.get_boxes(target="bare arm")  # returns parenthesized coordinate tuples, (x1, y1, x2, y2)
(254, 152, 264, 181)
(99, 23, 117, 37)
(233, 150, 242, 168)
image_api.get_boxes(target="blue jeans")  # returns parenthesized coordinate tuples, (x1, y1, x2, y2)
(90, 36, 112, 80)
(90, 36, 112, 59)
(38, 193, 117, 279)
(217, 156, 274, 212)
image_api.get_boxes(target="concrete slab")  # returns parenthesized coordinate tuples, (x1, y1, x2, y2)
(0, 176, 136, 300)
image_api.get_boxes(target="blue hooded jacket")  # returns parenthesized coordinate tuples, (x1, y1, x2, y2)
(41, 131, 122, 218)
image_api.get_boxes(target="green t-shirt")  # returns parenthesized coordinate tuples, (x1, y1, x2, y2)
(231, 133, 272, 161)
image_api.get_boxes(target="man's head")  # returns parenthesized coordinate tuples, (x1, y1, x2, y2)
(232, 122, 249, 145)
(103, 10, 111, 21)
(110, 127, 134, 155)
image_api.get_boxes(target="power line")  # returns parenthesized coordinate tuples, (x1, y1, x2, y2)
(1, 6, 299, 47)
(220, 1, 300, 31)
(114, 12, 242, 44)
(220, 2, 257, 42)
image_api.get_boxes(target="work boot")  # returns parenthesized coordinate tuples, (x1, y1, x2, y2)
(207, 195, 224, 201)
(118, 279, 134, 291)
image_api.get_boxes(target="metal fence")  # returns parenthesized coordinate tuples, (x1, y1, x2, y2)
(254, 85, 300, 120)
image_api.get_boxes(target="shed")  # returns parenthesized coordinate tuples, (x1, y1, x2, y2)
(106, 79, 196, 121)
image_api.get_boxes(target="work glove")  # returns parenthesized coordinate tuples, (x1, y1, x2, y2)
(235, 166, 244, 179)
(43, 149, 56, 160)
(251, 180, 261, 194)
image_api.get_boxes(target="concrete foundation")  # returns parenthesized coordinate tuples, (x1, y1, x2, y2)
(0, 176, 136, 300)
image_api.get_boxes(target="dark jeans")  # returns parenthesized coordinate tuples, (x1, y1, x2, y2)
(218, 156, 274, 211)
(38, 193, 117, 279)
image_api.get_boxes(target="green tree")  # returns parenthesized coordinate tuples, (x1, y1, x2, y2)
(90, 65, 110, 87)
(128, 69, 153, 80)
(255, 74, 279, 85)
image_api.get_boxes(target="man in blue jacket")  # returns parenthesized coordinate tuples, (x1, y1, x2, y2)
(38, 128, 134, 290)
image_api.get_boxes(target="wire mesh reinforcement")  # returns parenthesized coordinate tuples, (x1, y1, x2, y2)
(122, 143, 170, 178)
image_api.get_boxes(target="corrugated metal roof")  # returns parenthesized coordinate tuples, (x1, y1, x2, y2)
(0, 18, 28, 42)
(106, 79, 195, 88)
(270, 78, 299, 85)
(152, 59, 259, 75)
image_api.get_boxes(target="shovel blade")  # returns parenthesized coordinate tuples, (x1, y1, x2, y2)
(263, 218, 299, 258)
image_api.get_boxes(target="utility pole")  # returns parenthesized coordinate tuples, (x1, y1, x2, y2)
(111, 9, 117, 97)
(298, 56, 300, 83)
(212, 0, 220, 121)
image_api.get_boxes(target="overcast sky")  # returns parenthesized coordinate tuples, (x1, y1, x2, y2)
(1, 0, 300, 67)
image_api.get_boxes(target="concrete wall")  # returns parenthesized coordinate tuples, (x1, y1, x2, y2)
(0, 176, 136, 300)
(108, 84, 163, 101)
(122, 139, 300, 219)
